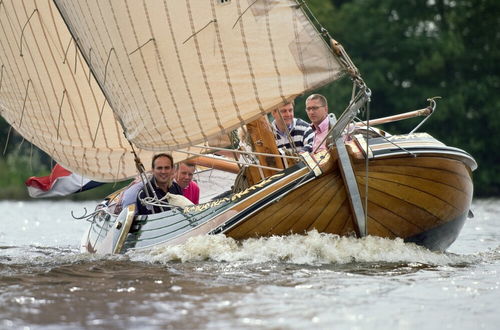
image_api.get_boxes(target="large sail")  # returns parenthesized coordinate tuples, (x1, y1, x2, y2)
(0, 0, 344, 181)
(0, 0, 153, 181)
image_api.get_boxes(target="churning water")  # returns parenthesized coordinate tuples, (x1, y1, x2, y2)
(0, 199, 499, 329)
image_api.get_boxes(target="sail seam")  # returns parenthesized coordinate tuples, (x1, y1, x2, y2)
(235, 0, 265, 116)
(142, 1, 192, 147)
(92, 1, 147, 148)
(264, 1, 286, 104)
(103, 0, 157, 152)
(124, 0, 177, 146)
(18, 8, 37, 57)
(185, 0, 225, 135)
(30, 2, 81, 171)
(291, 9, 308, 90)
(60, 1, 117, 175)
(210, 1, 244, 124)
(9, 2, 74, 168)
(71, 2, 111, 176)
(162, 0, 208, 143)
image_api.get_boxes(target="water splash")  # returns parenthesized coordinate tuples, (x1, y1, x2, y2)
(131, 230, 481, 266)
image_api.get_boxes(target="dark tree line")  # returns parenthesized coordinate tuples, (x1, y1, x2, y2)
(297, 0, 499, 196)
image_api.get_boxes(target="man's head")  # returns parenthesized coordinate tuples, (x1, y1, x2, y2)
(272, 100, 295, 131)
(175, 162, 196, 189)
(305, 94, 329, 126)
(151, 153, 174, 187)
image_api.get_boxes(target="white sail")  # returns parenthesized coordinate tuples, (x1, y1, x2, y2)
(0, 0, 344, 181)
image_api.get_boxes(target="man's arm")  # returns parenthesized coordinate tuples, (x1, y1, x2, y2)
(135, 189, 148, 215)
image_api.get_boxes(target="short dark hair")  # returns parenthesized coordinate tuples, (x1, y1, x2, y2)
(151, 153, 174, 169)
(306, 94, 328, 108)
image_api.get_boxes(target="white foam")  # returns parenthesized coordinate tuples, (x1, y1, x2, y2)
(0, 245, 124, 267)
(130, 230, 480, 266)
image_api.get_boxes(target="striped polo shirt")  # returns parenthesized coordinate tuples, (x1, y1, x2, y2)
(272, 118, 314, 152)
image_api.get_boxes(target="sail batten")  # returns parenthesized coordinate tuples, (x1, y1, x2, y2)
(0, 0, 344, 181)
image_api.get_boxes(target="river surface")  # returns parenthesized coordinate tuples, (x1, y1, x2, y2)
(0, 198, 499, 329)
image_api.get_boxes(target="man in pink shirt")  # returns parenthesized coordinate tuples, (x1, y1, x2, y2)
(304, 94, 336, 153)
(175, 161, 200, 204)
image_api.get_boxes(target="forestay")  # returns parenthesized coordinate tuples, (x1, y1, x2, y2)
(0, 0, 344, 181)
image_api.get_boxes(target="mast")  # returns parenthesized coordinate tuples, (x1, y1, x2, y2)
(244, 116, 285, 186)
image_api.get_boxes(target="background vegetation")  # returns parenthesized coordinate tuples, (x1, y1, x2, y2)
(297, 0, 499, 196)
(1, 0, 498, 199)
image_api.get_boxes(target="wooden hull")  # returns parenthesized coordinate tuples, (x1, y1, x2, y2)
(225, 134, 475, 250)
(224, 155, 473, 250)
(81, 133, 475, 254)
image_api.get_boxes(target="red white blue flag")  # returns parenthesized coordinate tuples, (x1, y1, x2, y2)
(25, 164, 103, 198)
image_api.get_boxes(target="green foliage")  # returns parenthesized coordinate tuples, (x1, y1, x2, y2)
(0, 150, 49, 199)
(303, 0, 499, 196)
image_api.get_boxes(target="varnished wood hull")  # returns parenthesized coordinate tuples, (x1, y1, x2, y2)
(225, 134, 475, 250)
(224, 154, 473, 250)
(82, 134, 475, 253)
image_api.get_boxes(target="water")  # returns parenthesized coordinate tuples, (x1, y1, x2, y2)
(0, 199, 499, 329)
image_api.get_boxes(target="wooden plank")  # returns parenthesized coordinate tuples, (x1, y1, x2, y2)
(225, 153, 474, 244)
(359, 164, 471, 191)
(270, 175, 342, 235)
(245, 179, 328, 236)
(246, 116, 285, 183)
(363, 215, 395, 238)
(226, 167, 309, 213)
(364, 201, 422, 237)
(324, 202, 355, 235)
(359, 187, 441, 229)
(360, 157, 471, 177)
(226, 174, 328, 238)
(307, 177, 348, 232)
(357, 176, 465, 222)
(358, 172, 472, 205)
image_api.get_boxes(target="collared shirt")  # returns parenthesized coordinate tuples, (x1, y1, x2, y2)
(182, 181, 200, 205)
(136, 178, 183, 215)
(311, 115, 330, 153)
(272, 118, 314, 152)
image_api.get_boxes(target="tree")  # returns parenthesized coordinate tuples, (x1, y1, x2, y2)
(304, 0, 500, 196)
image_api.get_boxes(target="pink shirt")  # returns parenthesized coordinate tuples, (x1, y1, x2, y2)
(312, 115, 330, 152)
(183, 181, 200, 204)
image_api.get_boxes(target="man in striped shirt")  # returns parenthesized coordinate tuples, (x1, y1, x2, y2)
(271, 100, 314, 153)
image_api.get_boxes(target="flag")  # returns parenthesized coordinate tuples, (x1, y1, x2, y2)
(25, 164, 103, 198)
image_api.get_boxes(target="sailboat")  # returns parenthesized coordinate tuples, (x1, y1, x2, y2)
(0, 1, 475, 254)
